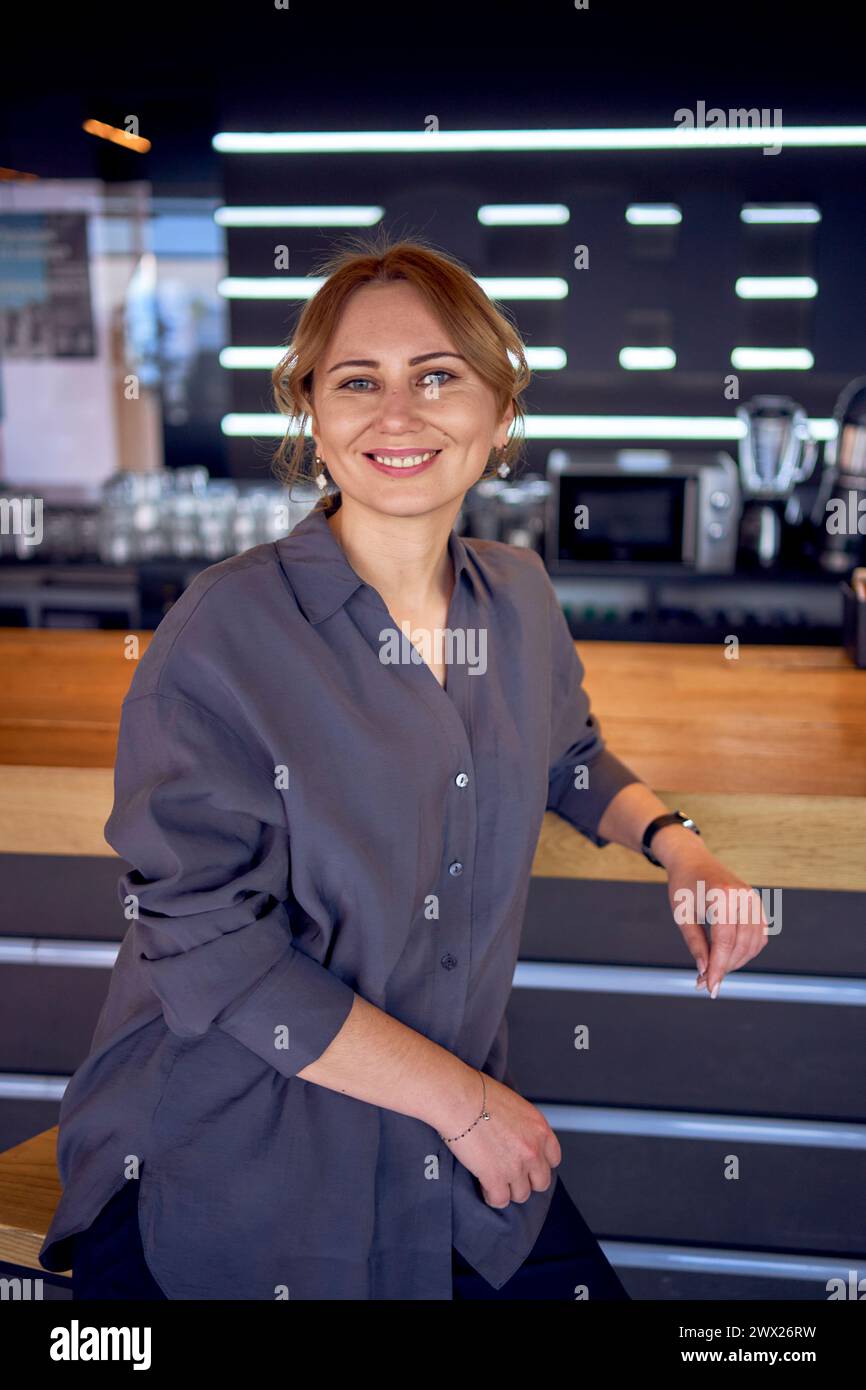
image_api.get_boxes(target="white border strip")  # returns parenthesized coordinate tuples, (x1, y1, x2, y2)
(601, 1241, 861, 1280)
(5, 942, 859, 1004)
(0, 939, 119, 968)
(2, 1075, 862, 1157)
(539, 1104, 866, 1150)
(0, 1074, 69, 1101)
(513, 961, 866, 1006)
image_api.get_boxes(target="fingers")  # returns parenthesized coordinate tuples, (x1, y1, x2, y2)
(545, 1129, 563, 1171)
(704, 886, 770, 994)
(679, 920, 710, 976)
(726, 889, 770, 971)
(480, 1182, 512, 1209)
(486, 1168, 555, 1207)
(726, 921, 768, 975)
(480, 1140, 560, 1208)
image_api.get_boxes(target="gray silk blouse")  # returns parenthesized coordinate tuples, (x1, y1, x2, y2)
(39, 496, 642, 1300)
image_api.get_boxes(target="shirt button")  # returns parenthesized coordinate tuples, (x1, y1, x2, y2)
(455, 772, 469, 788)
(448, 861, 463, 876)
(441, 953, 458, 971)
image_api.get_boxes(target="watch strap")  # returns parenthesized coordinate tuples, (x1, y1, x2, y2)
(641, 809, 701, 867)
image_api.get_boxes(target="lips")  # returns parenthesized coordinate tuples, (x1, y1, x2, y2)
(362, 448, 442, 474)
(363, 449, 441, 460)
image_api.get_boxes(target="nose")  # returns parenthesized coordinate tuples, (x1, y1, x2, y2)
(371, 379, 427, 432)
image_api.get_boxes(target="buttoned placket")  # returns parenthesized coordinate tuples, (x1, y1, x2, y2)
(412, 585, 477, 1058)
(355, 568, 479, 1060)
(347, 561, 481, 1292)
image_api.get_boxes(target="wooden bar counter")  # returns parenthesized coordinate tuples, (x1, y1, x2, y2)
(1, 628, 864, 890)
(0, 628, 864, 1287)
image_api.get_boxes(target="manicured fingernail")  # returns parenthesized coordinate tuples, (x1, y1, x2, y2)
(710, 983, 720, 999)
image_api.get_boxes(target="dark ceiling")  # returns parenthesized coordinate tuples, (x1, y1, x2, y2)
(2, 0, 864, 191)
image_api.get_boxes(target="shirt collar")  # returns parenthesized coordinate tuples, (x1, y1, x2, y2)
(276, 500, 479, 625)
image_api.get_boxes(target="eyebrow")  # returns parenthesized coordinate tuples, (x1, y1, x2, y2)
(326, 352, 466, 374)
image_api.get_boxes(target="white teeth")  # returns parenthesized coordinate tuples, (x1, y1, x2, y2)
(370, 450, 438, 468)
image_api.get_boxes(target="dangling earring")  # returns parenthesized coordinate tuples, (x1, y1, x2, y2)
(496, 447, 511, 479)
(314, 455, 328, 491)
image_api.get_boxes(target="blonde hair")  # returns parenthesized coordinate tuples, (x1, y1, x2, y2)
(270, 231, 531, 512)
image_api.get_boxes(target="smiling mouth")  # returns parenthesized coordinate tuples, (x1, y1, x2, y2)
(363, 449, 442, 469)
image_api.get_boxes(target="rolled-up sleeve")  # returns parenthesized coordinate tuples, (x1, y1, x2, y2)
(104, 692, 356, 1076)
(536, 563, 643, 847)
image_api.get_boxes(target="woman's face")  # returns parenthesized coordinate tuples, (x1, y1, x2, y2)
(310, 280, 513, 519)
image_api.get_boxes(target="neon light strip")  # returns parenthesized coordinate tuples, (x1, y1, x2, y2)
(218, 276, 569, 300)
(220, 345, 568, 370)
(732, 347, 814, 369)
(619, 347, 677, 369)
(212, 126, 866, 153)
(214, 206, 383, 226)
(741, 204, 822, 223)
(626, 204, 682, 224)
(221, 414, 837, 441)
(736, 276, 818, 298)
(478, 204, 570, 224)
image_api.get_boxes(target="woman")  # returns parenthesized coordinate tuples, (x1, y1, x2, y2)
(39, 237, 767, 1301)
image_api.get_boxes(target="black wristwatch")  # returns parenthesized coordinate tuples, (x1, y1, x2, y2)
(641, 809, 701, 867)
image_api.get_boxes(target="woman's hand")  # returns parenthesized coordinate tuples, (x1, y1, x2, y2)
(439, 1072, 562, 1208)
(665, 842, 770, 996)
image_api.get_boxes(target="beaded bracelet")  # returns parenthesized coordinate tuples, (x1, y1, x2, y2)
(438, 1069, 490, 1143)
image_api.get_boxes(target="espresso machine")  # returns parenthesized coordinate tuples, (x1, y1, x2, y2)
(812, 376, 866, 573)
(735, 396, 818, 569)
(459, 474, 550, 552)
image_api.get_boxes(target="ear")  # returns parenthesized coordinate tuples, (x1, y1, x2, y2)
(498, 401, 515, 446)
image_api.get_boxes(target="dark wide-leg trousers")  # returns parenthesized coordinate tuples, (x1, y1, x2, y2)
(72, 1178, 167, 1300)
(451, 1174, 630, 1300)
(71, 1172, 630, 1301)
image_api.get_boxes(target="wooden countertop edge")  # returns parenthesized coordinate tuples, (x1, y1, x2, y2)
(534, 794, 866, 890)
(0, 767, 863, 890)
(0, 1127, 68, 1276)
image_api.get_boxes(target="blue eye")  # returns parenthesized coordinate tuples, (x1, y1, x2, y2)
(337, 369, 455, 391)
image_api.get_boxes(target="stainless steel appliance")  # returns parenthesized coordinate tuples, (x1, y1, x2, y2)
(736, 396, 818, 569)
(812, 376, 866, 574)
(546, 447, 740, 574)
(460, 475, 550, 552)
